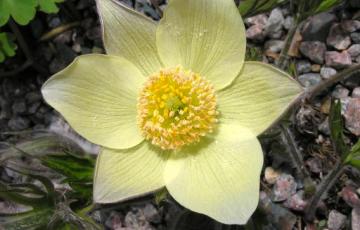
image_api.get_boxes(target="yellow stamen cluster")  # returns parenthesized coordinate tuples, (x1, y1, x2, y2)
(137, 67, 218, 150)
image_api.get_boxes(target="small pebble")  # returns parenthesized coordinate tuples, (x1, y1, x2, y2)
(352, 87, 360, 98)
(351, 32, 360, 43)
(296, 60, 312, 74)
(299, 41, 326, 64)
(325, 51, 352, 69)
(265, 8, 284, 39)
(332, 85, 350, 99)
(327, 24, 352, 50)
(283, 191, 307, 211)
(347, 44, 360, 59)
(352, 208, 360, 230)
(272, 174, 297, 202)
(264, 167, 280, 185)
(320, 67, 337, 79)
(327, 210, 347, 230)
(311, 64, 321, 72)
(343, 98, 360, 136)
(298, 73, 322, 87)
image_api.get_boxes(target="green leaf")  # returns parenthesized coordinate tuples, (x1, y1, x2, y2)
(0, 50, 5, 62)
(345, 139, 360, 168)
(238, 0, 257, 17)
(41, 153, 95, 182)
(38, 0, 63, 13)
(0, 133, 84, 163)
(0, 32, 16, 63)
(315, 0, 342, 14)
(0, 209, 53, 230)
(239, 0, 286, 18)
(41, 152, 95, 201)
(329, 99, 348, 157)
(0, 0, 37, 26)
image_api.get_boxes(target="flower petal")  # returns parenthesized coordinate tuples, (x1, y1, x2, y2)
(156, 0, 246, 90)
(93, 143, 169, 203)
(42, 54, 144, 149)
(164, 123, 263, 225)
(218, 62, 303, 135)
(96, 0, 162, 76)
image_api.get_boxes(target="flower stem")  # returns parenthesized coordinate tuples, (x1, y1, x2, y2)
(304, 161, 346, 222)
(305, 64, 360, 101)
(276, 24, 298, 70)
(280, 124, 310, 179)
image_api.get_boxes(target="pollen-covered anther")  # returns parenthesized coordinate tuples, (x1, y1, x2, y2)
(137, 66, 218, 150)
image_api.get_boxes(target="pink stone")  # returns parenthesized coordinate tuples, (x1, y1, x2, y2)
(325, 51, 352, 69)
(344, 98, 360, 136)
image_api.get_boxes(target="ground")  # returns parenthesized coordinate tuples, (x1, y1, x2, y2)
(0, 0, 360, 229)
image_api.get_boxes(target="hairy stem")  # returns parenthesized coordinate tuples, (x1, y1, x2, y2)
(305, 64, 360, 101)
(276, 24, 298, 70)
(280, 124, 310, 179)
(304, 161, 346, 221)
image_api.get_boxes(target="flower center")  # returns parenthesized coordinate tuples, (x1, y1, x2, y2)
(137, 67, 218, 150)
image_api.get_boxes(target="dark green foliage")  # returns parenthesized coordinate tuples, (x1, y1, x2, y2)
(329, 99, 349, 157)
(0, 0, 64, 26)
(41, 152, 95, 201)
(238, 0, 287, 18)
(294, 0, 343, 21)
(0, 132, 100, 229)
(0, 32, 16, 62)
(345, 140, 360, 170)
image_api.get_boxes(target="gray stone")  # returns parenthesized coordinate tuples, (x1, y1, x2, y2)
(28, 102, 41, 114)
(357, 56, 360, 63)
(351, 32, 360, 43)
(265, 40, 284, 53)
(352, 87, 360, 98)
(341, 20, 360, 33)
(299, 41, 326, 64)
(143, 204, 161, 223)
(350, 32, 360, 44)
(332, 85, 350, 98)
(302, 12, 337, 42)
(327, 210, 347, 230)
(8, 117, 30, 130)
(25, 91, 41, 104)
(352, 208, 360, 230)
(265, 8, 284, 39)
(320, 67, 337, 79)
(244, 14, 268, 27)
(246, 24, 265, 41)
(296, 60, 312, 74)
(284, 16, 294, 30)
(272, 174, 297, 202)
(298, 73, 322, 87)
(12, 100, 26, 114)
(327, 24, 352, 50)
(347, 44, 360, 59)
(104, 211, 123, 229)
(325, 51, 352, 69)
(344, 98, 360, 136)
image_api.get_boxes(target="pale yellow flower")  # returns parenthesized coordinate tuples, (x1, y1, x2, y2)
(42, 0, 302, 224)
